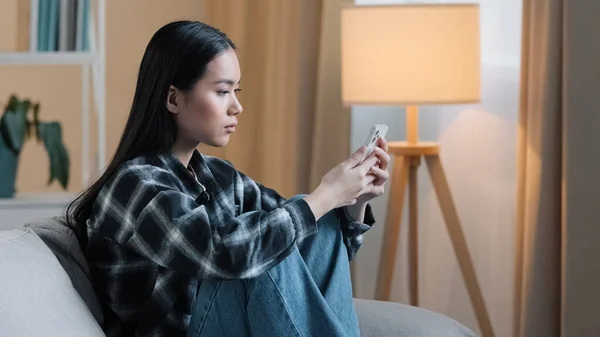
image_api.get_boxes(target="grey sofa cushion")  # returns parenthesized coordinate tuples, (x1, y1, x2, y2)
(354, 298, 477, 337)
(0, 229, 105, 337)
(24, 216, 104, 325)
(6, 217, 478, 337)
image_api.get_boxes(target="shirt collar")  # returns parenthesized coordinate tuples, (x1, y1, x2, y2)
(156, 149, 206, 198)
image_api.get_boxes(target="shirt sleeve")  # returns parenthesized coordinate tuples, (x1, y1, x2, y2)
(336, 204, 376, 261)
(88, 168, 318, 280)
(232, 167, 288, 212)
(234, 167, 375, 261)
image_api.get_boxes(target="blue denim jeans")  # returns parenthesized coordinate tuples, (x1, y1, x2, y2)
(186, 195, 360, 337)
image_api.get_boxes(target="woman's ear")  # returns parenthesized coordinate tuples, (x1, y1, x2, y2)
(166, 85, 179, 114)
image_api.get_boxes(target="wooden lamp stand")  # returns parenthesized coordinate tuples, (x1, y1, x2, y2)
(375, 106, 495, 337)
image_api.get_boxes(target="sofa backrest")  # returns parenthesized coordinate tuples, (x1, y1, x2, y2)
(0, 228, 106, 337)
(23, 216, 104, 324)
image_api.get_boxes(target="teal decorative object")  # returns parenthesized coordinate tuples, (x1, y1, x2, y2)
(0, 95, 70, 198)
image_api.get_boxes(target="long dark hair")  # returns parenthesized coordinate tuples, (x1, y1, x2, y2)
(66, 21, 236, 249)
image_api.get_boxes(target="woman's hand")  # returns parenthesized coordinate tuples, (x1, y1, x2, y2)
(343, 138, 390, 222)
(304, 146, 380, 219)
(355, 137, 390, 204)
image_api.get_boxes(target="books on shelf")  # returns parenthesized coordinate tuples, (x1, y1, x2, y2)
(36, 0, 90, 52)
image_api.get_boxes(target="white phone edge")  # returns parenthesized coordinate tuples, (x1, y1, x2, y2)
(361, 124, 388, 163)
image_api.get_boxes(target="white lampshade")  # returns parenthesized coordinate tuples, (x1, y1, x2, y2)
(341, 4, 481, 106)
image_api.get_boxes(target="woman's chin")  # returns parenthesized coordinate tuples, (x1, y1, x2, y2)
(210, 135, 231, 147)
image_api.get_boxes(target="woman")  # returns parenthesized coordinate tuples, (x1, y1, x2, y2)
(67, 20, 390, 337)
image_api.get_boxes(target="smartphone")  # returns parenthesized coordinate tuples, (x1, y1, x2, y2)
(361, 124, 388, 163)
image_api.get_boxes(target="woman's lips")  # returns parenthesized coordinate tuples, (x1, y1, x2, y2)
(225, 123, 237, 132)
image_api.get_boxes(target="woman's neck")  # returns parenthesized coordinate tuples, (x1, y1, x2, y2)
(171, 140, 197, 167)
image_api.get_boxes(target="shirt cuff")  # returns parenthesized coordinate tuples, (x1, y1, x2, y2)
(283, 198, 318, 241)
(337, 203, 375, 233)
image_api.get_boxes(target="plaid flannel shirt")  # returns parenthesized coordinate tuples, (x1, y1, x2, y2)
(85, 150, 375, 337)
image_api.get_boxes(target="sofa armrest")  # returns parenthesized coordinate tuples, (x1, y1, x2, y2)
(353, 298, 477, 337)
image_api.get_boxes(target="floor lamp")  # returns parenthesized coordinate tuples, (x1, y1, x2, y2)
(341, 4, 494, 337)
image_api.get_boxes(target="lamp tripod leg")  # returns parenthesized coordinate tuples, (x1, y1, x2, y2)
(425, 154, 495, 337)
(408, 156, 420, 306)
(375, 155, 410, 301)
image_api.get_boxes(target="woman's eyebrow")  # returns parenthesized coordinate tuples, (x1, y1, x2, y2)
(213, 78, 241, 85)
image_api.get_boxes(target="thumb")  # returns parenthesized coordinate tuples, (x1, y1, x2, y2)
(345, 146, 367, 168)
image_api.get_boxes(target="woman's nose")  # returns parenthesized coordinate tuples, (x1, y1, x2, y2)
(229, 98, 243, 115)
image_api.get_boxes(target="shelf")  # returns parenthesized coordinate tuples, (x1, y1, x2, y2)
(0, 52, 99, 66)
(0, 0, 107, 192)
(0, 193, 76, 209)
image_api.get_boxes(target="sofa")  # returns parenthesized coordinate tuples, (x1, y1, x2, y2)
(0, 217, 477, 337)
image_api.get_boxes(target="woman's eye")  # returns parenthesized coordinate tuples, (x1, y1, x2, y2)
(217, 90, 229, 96)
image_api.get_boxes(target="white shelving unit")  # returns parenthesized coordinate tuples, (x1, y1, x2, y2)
(0, 0, 106, 188)
(0, 193, 75, 230)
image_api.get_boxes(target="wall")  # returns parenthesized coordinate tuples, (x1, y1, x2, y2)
(350, 1, 522, 336)
(0, 0, 203, 195)
(0, 1, 19, 51)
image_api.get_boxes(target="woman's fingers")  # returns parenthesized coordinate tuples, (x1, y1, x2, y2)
(369, 165, 390, 186)
(362, 146, 390, 171)
(356, 155, 379, 175)
(359, 182, 385, 197)
(344, 146, 368, 169)
(371, 146, 391, 171)
(377, 137, 389, 152)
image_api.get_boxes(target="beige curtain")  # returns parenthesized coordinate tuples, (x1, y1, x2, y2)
(199, 0, 351, 197)
(514, 1, 600, 336)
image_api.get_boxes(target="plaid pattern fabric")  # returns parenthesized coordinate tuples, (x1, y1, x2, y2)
(85, 150, 375, 337)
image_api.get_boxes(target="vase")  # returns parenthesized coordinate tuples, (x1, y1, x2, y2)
(0, 136, 18, 198)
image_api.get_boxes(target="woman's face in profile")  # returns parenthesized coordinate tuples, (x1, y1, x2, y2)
(169, 48, 243, 148)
